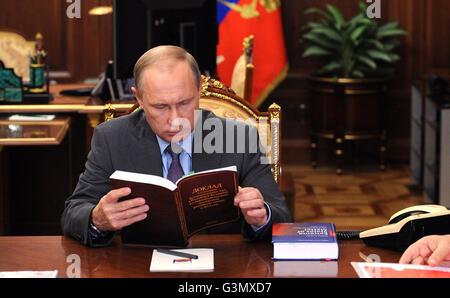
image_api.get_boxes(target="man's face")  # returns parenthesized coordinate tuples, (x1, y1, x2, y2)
(132, 60, 200, 143)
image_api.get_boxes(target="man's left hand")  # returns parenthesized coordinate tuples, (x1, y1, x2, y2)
(234, 187, 268, 227)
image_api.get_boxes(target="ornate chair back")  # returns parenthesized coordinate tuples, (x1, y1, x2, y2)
(199, 76, 281, 184)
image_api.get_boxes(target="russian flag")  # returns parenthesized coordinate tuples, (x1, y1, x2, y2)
(217, 0, 288, 106)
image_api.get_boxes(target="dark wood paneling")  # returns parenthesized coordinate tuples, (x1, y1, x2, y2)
(0, 0, 112, 81)
(425, 0, 450, 77)
(66, 0, 113, 80)
(0, 0, 66, 70)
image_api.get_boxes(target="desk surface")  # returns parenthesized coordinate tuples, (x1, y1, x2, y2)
(0, 235, 401, 278)
(0, 116, 70, 146)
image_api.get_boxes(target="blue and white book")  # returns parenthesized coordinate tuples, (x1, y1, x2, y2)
(272, 223, 339, 261)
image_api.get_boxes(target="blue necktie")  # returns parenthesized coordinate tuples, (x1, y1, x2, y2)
(166, 145, 184, 183)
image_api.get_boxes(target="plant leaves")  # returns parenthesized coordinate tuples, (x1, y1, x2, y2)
(347, 16, 373, 38)
(351, 25, 369, 44)
(377, 28, 407, 39)
(359, 2, 368, 13)
(304, 7, 331, 21)
(389, 53, 401, 62)
(351, 69, 365, 78)
(365, 39, 385, 51)
(301, 2, 405, 78)
(378, 21, 400, 34)
(320, 62, 343, 73)
(305, 21, 324, 29)
(366, 50, 393, 62)
(348, 13, 364, 27)
(303, 32, 340, 51)
(382, 40, 401, 51)
(311, 27, 343, 42)
(356, 55, 377, 69)
(302, 46, 332, 58)
(326, 4, 345, 30)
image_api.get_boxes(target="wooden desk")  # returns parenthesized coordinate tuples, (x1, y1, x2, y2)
(0, 235, 401, 278)
(0, 116, 70, 146)
(0, 84, 135, 114)
(0, 84, 135, 151)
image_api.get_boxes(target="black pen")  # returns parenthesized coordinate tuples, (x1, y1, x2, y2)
(156, 248, 199, 259)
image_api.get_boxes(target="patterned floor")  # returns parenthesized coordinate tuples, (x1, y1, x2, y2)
(284, 165, 425, 232)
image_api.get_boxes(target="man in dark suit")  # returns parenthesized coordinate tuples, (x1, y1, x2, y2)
(61, 46, 292, 247)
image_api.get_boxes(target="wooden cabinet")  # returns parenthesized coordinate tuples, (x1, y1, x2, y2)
(411, 81, 450, 206)
(423, 94, 440, 202)
(0, 85, 134, 235)
(439, 109, 450, 207)
(410, 84, 424, 186)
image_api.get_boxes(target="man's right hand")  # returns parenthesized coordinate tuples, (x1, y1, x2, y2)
(91, 187, 149, 232)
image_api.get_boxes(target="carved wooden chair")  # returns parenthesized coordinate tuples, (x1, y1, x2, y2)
(110, 76, 296, 217)
(230, 35, 254, 102)
(199, 76, 281, 183)
(0, 31, 38, 82)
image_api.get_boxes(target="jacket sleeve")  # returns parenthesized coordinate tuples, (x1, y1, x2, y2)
(61, 126, 115, 247)
(239, 125, 293, 241)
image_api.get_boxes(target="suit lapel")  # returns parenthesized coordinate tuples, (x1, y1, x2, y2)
(129, 111, 163, 177)
(192, 110, 222, 173)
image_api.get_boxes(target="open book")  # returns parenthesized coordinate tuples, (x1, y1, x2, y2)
(110, 166, 240, 247)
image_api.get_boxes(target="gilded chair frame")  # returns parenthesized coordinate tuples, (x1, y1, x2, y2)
(199, 76, 281, 184)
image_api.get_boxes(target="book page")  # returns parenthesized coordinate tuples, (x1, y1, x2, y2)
(110, 170, 177, 191)
(176, 166, 237, 185)
(351, 262, 450, 278)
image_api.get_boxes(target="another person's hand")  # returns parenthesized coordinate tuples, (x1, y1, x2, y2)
(91, 187, 149, 232)
(234, 187, 268, 227)
(399, 235, 450, 266)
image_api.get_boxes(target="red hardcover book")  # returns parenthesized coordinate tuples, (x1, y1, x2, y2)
(110, 166, 240, 247)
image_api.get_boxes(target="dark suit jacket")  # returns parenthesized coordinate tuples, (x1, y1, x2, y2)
(61, 109, 292, 246)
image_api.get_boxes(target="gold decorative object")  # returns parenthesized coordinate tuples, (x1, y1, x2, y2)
(103, 103, 116, 122)
(231, 35, 254, 101)
(28, 32, 48, 93)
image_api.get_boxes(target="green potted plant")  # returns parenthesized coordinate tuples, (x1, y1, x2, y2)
(301, 2, 407, 174)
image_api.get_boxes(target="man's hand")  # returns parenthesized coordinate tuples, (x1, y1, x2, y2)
(91, 187, 149, 232)
(399, 235, 450, 266)
(234, 187, 268, 227)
